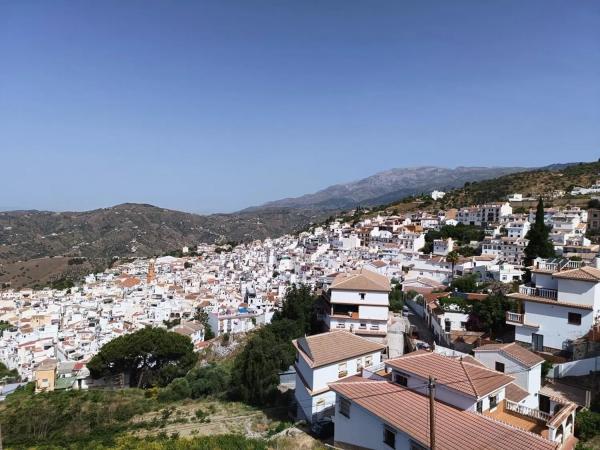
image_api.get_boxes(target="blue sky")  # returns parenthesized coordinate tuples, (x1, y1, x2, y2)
(1, 1, 599, 213)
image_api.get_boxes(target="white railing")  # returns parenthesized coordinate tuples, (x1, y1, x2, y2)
(506, 311, 524, 324)
(536, 260, 583, 271)
(505, 399, 551, 422)
(519, 286, 558, 300)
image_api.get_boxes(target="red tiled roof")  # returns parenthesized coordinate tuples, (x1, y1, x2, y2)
(386, 351, 514, 398)
(474, 342, 544, 368)
(505, 382, 529, 403)
(330, 379, 556, 450)
(552, 266, 600, 282)
(293, 330, 385, 368)
(330, 269, 390, 292)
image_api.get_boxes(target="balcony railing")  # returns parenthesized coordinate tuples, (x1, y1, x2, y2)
(506, 311, 524, 324)
(505, 399, 551, 422)
(519, 286, 558, 300)
(535, 260, 583, 271)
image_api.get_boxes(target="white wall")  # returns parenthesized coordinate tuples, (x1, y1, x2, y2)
(295, 350, 383, 421)
(549, 356, 600, 378)
(334, 395, 422, 450)
(557, 279, 598, 308)
(518, 300, 595, 350)
(474, 351, 541, 408)
(359, 305, 389, 321)
(330, 290, 389, 306)
(532, 273, 557, 290)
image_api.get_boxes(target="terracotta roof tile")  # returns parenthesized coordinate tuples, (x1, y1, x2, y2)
(293, 331, 385, 368)
(330, 379, 556, 450)
(330, 269, 390, 292)
(386, 351, 514, 398)
(552, 266, 600, 282)
(474, 342, 544, 368)
(505, 382, 530, 403)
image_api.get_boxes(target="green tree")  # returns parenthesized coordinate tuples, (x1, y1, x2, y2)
(524, 197, 555, 264)
(193, 308, 215, 340)
(230, 285, 318, 406)
(87, 328, 196, 388)
(466, 293, 514, 337)
(451, 274, 478, 293)
(446, 250, 460, 281)
(389, 285, 404, 312)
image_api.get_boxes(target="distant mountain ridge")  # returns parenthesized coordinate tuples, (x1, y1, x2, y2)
(0, 203, 325, 265)
(244, 166, 529, 212)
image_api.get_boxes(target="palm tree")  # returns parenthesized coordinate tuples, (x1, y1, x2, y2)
(446, 250, 460, 283)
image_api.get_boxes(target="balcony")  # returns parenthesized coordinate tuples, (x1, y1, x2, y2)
(519, 286, 558, 300)
(505, 399, 552, 422)
(506, 311, 524, 324)
(534, 260, 583, 272)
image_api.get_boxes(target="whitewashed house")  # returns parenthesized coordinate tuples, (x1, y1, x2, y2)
(433, 237, 454, 256)
(292, 330, 384, 423)
(507, 258, 600, 352)
(323, 269, 391, 341)
(473, 342, 544, 409)
(331, 351, 576, 450)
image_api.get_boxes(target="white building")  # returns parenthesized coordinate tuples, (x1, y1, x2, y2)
(507, 258, 600, 352)
(457, 203, 513, 226)
(473, 342, 544, 409)
(433, 237, 454, 256)
(331, 351, 575, 450)
(324, 269, 391, 341)
(292, 330, 384, 422)
(431, 190, 446, 200)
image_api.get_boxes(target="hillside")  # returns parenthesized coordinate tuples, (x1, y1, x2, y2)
(0, 203, 326, 265)
(441, 160, 600, 209)
(245, 166, 527, 211)
(369, 160, 600, 215)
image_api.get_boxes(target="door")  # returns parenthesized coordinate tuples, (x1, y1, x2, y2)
(539, 394, 550, 414)
(532, 333, 544, 352)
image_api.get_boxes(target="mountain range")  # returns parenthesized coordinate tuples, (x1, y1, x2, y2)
(3, 161, 593, 287)
(244, 166, 527, 211)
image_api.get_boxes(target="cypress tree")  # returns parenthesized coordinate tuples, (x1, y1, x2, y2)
(524, 197, 555, 264)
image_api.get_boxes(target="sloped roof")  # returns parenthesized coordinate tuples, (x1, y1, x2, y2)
(330, 269, 390, 292)
(552, 266, 600, 282)
(473, 342, 544, 369)
(386, 351, 514, 398)
(293, 330, 385, 368)
(330, 378, 556, 450)
(505, 382, 529, 403)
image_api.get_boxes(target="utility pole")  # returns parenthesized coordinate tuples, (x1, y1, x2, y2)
(428, 376, 436, 450)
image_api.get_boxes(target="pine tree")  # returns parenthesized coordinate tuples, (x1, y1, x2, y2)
(524, 197, 555, 263)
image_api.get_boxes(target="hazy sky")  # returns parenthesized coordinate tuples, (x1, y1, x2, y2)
(1, 1, 599, 213)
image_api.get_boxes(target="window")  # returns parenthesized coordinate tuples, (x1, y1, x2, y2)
(365, 355, 372, 367)
(568, 312, 581, 325)
(339, 397, 351, 418)
(394, 372, 408, 386)
(476, 400, 483, 413)
(383, 425, 396, 448)
(495, 361, 505, 373)
(460, 321, 467, 329)
(359, 292, 366, 300)
(489, 395, 498, 410)
(338, 362, 348, 378)
(356, 358, 363, 370)
(445, 320, 451, 332)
